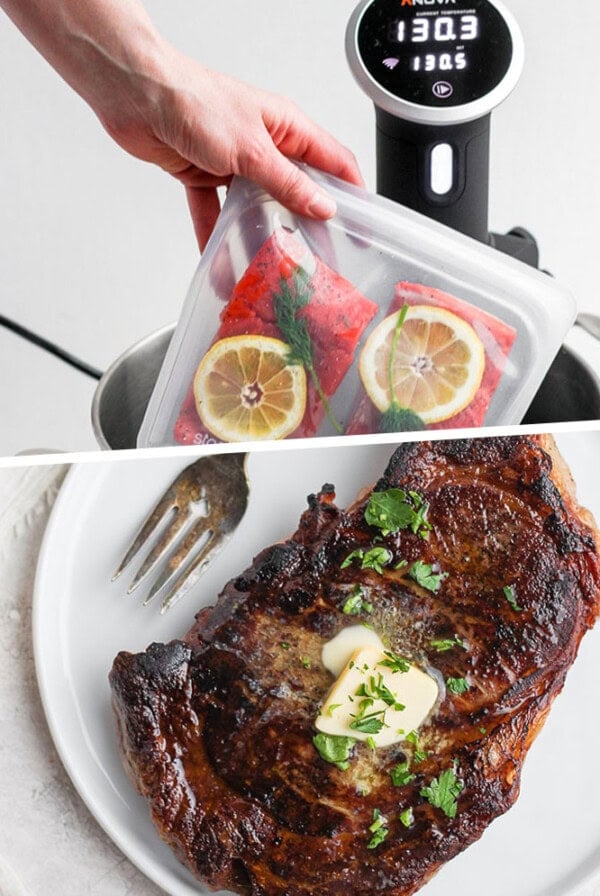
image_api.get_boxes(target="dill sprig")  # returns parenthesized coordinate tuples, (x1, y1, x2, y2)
(379, 305, 425, 434)
(273, 266, 343, 434)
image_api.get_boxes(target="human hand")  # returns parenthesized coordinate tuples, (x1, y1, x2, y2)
(99, 52, 363, 251)
(0, 0, 363, 252)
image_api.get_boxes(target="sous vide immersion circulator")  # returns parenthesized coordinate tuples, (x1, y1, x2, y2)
(346, 0, 525, 248)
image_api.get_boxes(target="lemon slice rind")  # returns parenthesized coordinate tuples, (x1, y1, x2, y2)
(359, 305, 486, 425)
(194, 335, 307, 442)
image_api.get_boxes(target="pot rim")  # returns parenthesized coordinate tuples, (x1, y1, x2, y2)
(91, 324, 600, 450)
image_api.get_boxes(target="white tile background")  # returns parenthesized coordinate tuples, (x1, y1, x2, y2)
(0, 0, 599, 455)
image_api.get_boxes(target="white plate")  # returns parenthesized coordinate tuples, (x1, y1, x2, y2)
(33, 435, 600, 896)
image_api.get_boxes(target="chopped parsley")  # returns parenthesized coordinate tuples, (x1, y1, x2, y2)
(409, 561, 448, 593)
(390, 762, 416, 787)
(350, 711, 386, 735)
(420, 767, 463, 819)
(355, 696, 374, 716)
(280, 642, 291, 651)
(363, 547, 393, 574)
(367, 809, 390, 849)
(301, 656, 312, 669)
(378, 651, 411, 674)
(406, 730, 429, 764)
(341, 547, 393, 575)
(327, 703, 342, 717)
(503, 585, 523, 612)
(313, 734, 356, 771)
(356, 673, 405, 711)
(367, 736, 377, 751)
(409, 491, 431, 530)
(342, 585, 374, 616)
(431, 635, 465, 653)
(365, 489, 432, 539)
(341, 549, 364, 569)
(446, 677, 470, 695)
(399, 807, 415, 828)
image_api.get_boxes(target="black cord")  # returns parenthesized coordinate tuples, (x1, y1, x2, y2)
(0, 313, 104, 381)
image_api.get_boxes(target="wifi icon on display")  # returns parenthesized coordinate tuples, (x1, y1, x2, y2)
(383, 58, 400, 71)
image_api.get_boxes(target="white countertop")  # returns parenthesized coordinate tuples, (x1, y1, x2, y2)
(0, 0, 599, 455)
(0, 466, 165, 896)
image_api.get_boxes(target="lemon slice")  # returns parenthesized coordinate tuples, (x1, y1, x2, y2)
(194, 335, 307, 442)
(359, 306, 486, 425)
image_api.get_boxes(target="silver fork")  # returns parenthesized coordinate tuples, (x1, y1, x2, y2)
(112, 453, 249, 613)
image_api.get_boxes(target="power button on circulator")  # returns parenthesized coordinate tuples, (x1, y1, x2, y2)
(432, 81, 454, 100)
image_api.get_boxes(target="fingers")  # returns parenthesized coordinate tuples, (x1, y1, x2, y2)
(263, 100, 365, 189)
(287, 121, 364, 189)
(186, 185, 222, 253)
(239, 141, 339, 221)
(174, 76, 366, 230)
(174, 166, 229, 190)
(302, 135, 364, 189)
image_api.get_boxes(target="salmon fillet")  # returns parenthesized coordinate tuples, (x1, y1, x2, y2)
(174, 229, 377, 444)
(346, 282, 517, 435)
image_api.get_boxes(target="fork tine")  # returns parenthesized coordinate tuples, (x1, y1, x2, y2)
(112, 457, 216, 583)
(112, 494, 179, 582)
(126, 508, 193, 595)
(142, 523, 222, 609)
(142, 513, 214, 599)
(115, 453, 249, 613)
(160, 530, 231, 614)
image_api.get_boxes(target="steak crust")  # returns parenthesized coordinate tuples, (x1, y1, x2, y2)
(110, 436, 600, 896)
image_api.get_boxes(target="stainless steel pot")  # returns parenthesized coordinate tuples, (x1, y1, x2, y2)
(91, 325, 600, 450)
(91, 324, 175, 450)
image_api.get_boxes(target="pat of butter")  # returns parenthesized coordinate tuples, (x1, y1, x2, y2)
(322, 625, 385, 677)
(316, 645, 438, 748)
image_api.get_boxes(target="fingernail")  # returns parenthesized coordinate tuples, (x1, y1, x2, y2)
(308, 191, 337, 218)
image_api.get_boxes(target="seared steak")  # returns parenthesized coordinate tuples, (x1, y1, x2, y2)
(110, 436, 600, 896)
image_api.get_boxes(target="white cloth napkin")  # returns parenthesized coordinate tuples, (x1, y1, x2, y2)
(0, 465, 164, 896)
(0, 466, 64, 555)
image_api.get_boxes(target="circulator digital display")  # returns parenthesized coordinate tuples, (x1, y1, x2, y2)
(357, 0, 514, 108)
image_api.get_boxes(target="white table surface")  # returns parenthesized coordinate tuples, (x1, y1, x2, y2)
(0, 0, 599, 455)
(0, 465, 164, 896)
